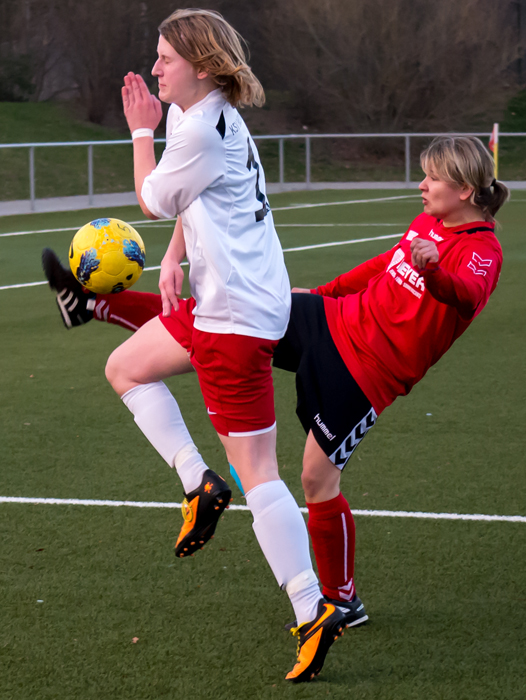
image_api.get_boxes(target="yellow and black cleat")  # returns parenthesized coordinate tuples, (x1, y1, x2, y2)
(286, 600, 345, 683)
(175, 469, 231, 559)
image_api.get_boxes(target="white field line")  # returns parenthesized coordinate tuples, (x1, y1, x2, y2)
(273, 194, 421, 211)
(0, 194, 418, 238)
(0, 222, 406, 238)
(0, 220, 174, 238)
(0, 496, 524, 523)
(0, 261, 190, 290)
(282, 232, 401, 254)
(279, 223, 403, 227)
(0, 232, 403, 291)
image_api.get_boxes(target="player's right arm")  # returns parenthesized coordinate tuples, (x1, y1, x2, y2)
(159, 217, 186, 316)
(122, 72, 163, 220)
(313, 249, 394, 297)
(416, 239, 502, 320)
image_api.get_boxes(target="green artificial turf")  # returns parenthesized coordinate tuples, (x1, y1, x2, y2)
(0, 190, 525, 699)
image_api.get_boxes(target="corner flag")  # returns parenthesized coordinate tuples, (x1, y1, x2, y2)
(489, 123, 499, 179)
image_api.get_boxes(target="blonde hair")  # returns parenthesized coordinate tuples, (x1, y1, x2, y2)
(158, 8, 265, 108)
(420, 135, 510, 223)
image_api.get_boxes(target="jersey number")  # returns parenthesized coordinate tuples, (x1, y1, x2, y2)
(246, 138, 270, 222)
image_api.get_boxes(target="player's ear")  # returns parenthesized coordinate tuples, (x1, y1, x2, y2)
(197, 70, 209, 80)
(459, 184, 474, 202)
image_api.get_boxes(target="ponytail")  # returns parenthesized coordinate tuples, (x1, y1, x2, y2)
(473, 178, 510, 222)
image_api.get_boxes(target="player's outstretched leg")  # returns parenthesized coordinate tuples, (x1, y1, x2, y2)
(286, 599, 345, 683)
(307, 492, 369, 628)
(42, 248, 95, 328)
(175, 468, 232, 558)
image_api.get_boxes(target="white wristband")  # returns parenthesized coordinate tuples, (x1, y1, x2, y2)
(131, 128, 154, 140)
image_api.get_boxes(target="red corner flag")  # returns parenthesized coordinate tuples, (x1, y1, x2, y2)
(489, 123, 499, 179)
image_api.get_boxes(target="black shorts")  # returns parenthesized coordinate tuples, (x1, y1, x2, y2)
(273, 293, 377, 469)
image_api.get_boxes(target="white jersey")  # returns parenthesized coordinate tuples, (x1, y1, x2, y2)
(141, 89, 291, 340)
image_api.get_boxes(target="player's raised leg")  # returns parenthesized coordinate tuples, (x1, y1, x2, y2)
(42, 248, 95, 328)
(105, 314, 231, 555)
(91, 289, 162, 331)
(42, 247, 162, 332)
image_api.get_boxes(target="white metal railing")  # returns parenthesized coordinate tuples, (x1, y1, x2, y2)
(1, 132, 524, 211)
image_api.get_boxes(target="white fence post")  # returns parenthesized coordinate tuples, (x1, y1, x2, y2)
(279, 138, 284, 184)
(405, 135, 411, 187)
(305, 135, 311, 186)
(29, 146, 35, 211)
(88, 144, 94, 206)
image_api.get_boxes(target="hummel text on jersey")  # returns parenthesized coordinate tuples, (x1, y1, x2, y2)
(314, 413, 337, 441)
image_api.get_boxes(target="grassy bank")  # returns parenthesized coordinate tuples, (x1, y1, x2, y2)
(2, 101, 526, 203)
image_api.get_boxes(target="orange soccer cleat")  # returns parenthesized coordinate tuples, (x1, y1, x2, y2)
(175, 469, 232, 558)
(286, 600, 345, 683)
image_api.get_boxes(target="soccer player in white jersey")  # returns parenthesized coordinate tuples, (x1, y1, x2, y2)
(104, 9, 344, 682)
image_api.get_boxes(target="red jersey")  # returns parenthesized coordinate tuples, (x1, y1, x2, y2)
(316, 213, 503, 414)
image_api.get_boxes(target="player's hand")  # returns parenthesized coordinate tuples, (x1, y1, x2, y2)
(410, 237, 439, 271)
(291, 287, 311, 294)
(159, 254, 184, 316)
(122, 72, 163, 133)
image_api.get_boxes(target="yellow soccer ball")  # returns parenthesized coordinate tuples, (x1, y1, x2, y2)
(69, 218, 146, 294)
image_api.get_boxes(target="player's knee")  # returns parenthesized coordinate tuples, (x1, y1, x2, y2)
(301, 453, 342, 502)
(105, 350, 123, 392)
(301, 467, 324, 501)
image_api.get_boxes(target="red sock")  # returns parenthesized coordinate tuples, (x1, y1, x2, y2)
(307, 492, 356, 602)
(93, 290, 162, 331)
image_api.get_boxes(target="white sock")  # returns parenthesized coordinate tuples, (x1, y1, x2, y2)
(246, 480, 323, 624)
(121, 382, 207, 493)
(286, 570, 324, 627)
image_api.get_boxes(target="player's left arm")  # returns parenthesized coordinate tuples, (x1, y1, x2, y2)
(159, 217, 186, 316)
(122, 72, 163, 219)
(411, 237, 501, 319)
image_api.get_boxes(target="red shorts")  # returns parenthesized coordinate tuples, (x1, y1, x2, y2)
(159, 298, 279, 436)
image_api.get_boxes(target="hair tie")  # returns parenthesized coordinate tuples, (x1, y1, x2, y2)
(491, 178, 497, 187)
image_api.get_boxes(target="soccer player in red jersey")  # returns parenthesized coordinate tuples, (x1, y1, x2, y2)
(273, 135, 509, 618)
(43, 134, 509, 655)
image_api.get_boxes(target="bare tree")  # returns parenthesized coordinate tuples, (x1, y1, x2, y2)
(50, 0, 263, 125)
(263, 0, 519, 131)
